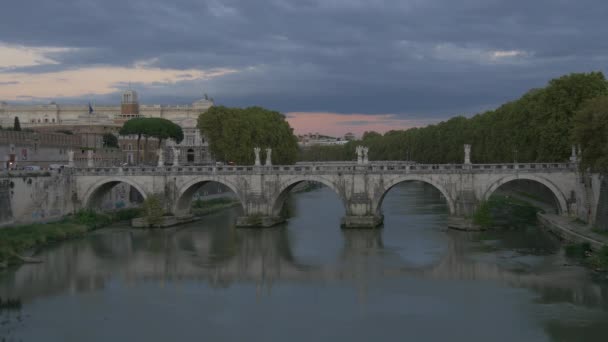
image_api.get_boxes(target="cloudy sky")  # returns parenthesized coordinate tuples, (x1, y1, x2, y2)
(1, 0, 606, 136)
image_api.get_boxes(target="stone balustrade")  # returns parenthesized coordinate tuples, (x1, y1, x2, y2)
(71, 162, 577, 176)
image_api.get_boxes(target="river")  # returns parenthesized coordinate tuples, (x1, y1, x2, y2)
(1, 183, 608, 341)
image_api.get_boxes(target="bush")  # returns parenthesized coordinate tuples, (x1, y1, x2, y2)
(473, 200, 493, 228)
(565, 242, 592, 258)
(72, 209, 112, 229)
(112, 208, 142, 221)
(587, 246, 608, 269)
(142, 195, 165, 227)
(472, 196, 540, 229)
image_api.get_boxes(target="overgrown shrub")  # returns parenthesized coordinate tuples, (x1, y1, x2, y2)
(142, 195, 165, 227)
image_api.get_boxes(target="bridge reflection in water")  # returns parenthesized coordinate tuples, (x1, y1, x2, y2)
(2, 207, 606, 310)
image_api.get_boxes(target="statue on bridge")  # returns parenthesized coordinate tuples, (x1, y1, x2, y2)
(570, 145, 579, 164)
(172, 147, 180, 167)
(265, 148, 272, 166)
(356, 146, 369, 165)
(67, 149, 74, 168)
(86, 150, 94, 168)
(157, 148, 165, 167)
(254, 147, 261, 166)
(464, 144, 471, 165)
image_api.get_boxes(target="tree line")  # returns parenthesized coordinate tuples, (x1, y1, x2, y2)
(299, 72, 608, 170)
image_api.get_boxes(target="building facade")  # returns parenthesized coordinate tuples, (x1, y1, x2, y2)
(0, 90, 215, 165)
(0, 130, 80, 169)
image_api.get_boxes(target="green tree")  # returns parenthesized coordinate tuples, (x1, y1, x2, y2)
(142, 194, 165, 227)
(13, 117, 21, 131)
(119, 118, 146, 164)
(198, 106, 298, 164)
(145, 118, 184, 148)
(119, 118, 183, 165)
(102, 133, 118, 148)
(573, 95, 608, 173)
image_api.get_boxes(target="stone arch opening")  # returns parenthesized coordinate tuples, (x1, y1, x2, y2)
(174, 179, 244, 216)
(83, 178, 147, 211)
(375, 177, 456, 216)
(483, 176, 567, 214)
(271, 177, 346, 218)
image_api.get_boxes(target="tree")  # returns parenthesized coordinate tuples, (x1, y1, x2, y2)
(145, 118, 184, 148)
(119, 118, 184, 165)
(573, 95, 608, 173)
(119, 118, 146, 164)
(198, 106, 298, 164)
(13, 117, 21, 131)
(102, 133, 118, 148)
(142, 194, 165, 227)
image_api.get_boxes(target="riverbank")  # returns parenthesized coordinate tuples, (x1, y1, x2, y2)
(0, 208, 141, 268)
(537, 213, 607, 250)
(537, 213, 608, 270)
(470, 193, 608, 269)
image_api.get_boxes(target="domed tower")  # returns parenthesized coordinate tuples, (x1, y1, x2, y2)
(121, 89, 140, 116)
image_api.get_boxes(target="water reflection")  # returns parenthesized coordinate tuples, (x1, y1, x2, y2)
(2, 215, 607, 309)
(1, 184, 608, 341)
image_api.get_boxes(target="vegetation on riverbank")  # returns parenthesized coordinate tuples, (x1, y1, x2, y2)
(0, 208, 141, 267)
(192, 197, 240, 216)
(473, 195, 541, 229)
(141, 195, 165, 227)
(565, 243, 608, 270)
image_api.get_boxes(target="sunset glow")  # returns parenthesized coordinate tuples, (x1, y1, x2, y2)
(286, 112, 438, 137)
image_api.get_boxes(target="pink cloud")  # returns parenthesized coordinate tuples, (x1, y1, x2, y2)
(286, 112, 438, 137)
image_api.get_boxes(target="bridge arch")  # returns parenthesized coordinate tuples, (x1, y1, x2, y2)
(82, 177, 148, 210)
(174, 177, 245, 215)
(482, 174, 568, 214)
(374, 176, 456, 215)
(271, 175, 346, 217)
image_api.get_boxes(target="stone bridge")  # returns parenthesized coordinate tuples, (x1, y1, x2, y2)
(71, 158, 588, 228)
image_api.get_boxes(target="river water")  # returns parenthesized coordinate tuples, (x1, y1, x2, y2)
(1, 183, 608, 341)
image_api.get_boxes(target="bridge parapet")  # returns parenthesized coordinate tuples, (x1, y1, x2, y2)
(70, 162, 576, 176)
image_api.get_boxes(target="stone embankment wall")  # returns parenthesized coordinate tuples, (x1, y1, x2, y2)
(0, 172, 142, 227)
(537, 213, 606, 250)
(0, 172, 75, 227)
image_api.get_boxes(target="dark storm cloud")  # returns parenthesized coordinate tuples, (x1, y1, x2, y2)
(1, 0, 607, 118)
